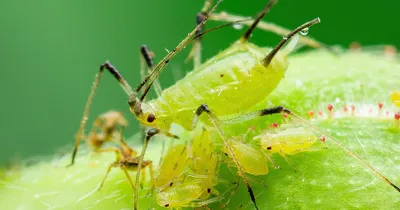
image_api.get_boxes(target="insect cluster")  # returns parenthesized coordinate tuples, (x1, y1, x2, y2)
(68, 0, 400, 209)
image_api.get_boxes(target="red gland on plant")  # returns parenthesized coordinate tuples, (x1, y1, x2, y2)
(270, 122, 279, 128)
(308, 110, 314, 118)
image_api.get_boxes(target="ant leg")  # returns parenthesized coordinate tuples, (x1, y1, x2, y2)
(186, 0, 213, 68)
(193, 104, 260, 210)
(97, 147, 122, 161)
(97, 162, 118, 191)
(121, 165, 136, 191)
(69, 61, 137, 167)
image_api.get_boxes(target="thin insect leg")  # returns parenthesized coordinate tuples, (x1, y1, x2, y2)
(279, 147, 297, 172)
(69, 61, 137, 166)
(288, 112, 400, 193)
(186, 0, 214, 68)
(220, 166, 240, 208)
(97, 147, 122, 161)
(186, 196, 224, 208)
(210, 12, 332, 50)
(240, 0, 278, 42)
(260, 150, 280, 169)
(262, 18, 320, 66)
(193, 104, 259, 210)
(140, 164, 146, 189)
(121, 165, 136, 191)
(137, 0, 224, 102)
(140, 45, 162, 97)
(134, 128, 160, 210)
(97, 162, 118, 191)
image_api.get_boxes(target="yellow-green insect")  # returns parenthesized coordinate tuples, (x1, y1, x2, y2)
(69, 0, 400, 209)
(154, 127, 221, 209)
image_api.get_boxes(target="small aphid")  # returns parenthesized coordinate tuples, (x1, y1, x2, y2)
(257, 126, 319, 158)
(351, 104, 356, 115)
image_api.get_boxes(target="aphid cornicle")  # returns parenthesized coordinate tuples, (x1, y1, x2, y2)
(69, 0, 400, 209)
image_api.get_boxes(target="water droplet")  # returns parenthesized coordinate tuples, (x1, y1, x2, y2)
(300, 27, 309, 35)
(233, 23, 243, 30)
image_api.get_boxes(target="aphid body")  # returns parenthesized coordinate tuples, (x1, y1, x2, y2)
(224, 139, 269, 176)
(257, 126, 318, 156)
(141, 42, 289, 131)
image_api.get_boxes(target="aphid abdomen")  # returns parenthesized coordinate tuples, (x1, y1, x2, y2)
(155, 144, 189, 189)
(225, 139, 269, 175)
(260, 127, 317, 155)
(152, 43, 288, 130)
(156, 179, 204, 208)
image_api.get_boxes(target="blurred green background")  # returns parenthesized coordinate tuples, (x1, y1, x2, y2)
(0, 0, 399, 165)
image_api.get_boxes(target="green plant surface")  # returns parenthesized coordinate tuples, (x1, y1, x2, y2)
(1, 49, 399, 209)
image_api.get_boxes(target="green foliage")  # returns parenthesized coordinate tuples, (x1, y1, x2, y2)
(1, 49, 399, 209)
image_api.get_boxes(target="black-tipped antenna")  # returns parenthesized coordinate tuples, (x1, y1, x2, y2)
(241, 0, 278, 42)
(262, 17, 320, 67)
(136, 0, 224, 102)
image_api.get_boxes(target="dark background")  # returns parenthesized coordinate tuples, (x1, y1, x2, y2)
(1, 0, 399, 165)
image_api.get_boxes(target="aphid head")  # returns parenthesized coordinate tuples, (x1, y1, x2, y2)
(130, 102, 158, 127)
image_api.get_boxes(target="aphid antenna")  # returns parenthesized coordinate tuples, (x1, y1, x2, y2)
(285, 110, 400, 193)
(240, 0, 279, 42)
(136, 0, 224, 102)
(262, 17, 320, 67)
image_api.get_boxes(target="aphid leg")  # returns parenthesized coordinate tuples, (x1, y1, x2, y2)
(260, 150, 280, 169)
(134, 128, 160, 210)
(220, 167, 240, 208)
(185, 0, 214, 68)
(139, 45, 162, 97)
(210, 10, 332, 50)
(69, 61, 137, 166)
(193, 104, 260, 210)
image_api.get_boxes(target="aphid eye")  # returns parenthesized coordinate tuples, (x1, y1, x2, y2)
(147, 114, 156, 123)
(164, 204, 170, 207)
(267, 146, 272, 150)
(207, 188, 211, 193)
